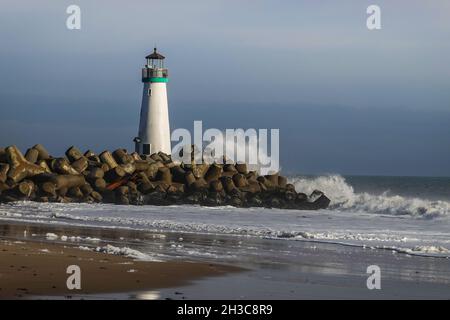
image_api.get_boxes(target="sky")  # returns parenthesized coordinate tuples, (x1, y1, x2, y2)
(0, 0, 449, 176)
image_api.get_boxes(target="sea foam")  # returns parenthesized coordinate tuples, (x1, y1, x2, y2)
(290, 175, 450, 218)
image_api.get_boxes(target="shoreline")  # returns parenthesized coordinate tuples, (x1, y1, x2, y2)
(0, 202, 450, 260)
(0, 238, 241, 299)
(0, 219, 449, 299)
(1, 217, 448, 261)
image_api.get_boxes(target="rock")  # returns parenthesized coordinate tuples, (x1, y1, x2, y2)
(278, 175, 287, 188)
(68, 187, 83, 199)
(259, 181, 268, 192)
(192, 163, 209, 179)
(158, 152, 171, 162)
(185, 192, 206, 205)
(203, 192, 224, 206)
(223, 164, 237, 173)
(84, 150, 96, 158)
(52, 158, 79, 175)
(269, 197, 281, 208)
(285, 190, 296, 202)
(91, 191, 103, 202)
(235, 163, 248, 175)
(0, 163, 9, 183)
(36, 196, 49, 203)
(96, 188, 113, 203)
(66, 146, 83, 162)
(57, 187, 68, 197)
(83, 195, 95, 203)
(204, 164, 223, 183)
(185, 171, 196, 186)
(233, 173, 248, 188)
(130, 152, 141, 161)
(265, 173, 279, 187)
(145, 163, 160, 180)
(154, 181, 170, 193)
(190, 179, 208, 192)
(296, 192, 308, 202)
(241, 181, 261, 194)
(247, 194, 263, 207)
(87, 167, 104, 180)
(92, 178, 107, 191)
(32, 144, 50, 161)
(220, 176, 237, 194)
(104, 166, 126, 182)
(6, 145, 46, 183)
(39, 181, 56, 196)
(168, 183, 185, 194)
(134, 160, 150, 172)
(129, 192, 144, 205)
(24, 148, 39, 164)
(37, 160, 52, 173)
(0, 148, 7, 163)
(221, 171, 235, 178)
(0, 181, 10, 192)
(144, 188, 167, 205)
(286, 183, 296, 192)
(115, 195, 130, 205)
(14, 180, 35, 198)
(0, 193, 20, 202)
(230, 196, 243, 207)
(309, 191, 331, 209)
(71, 157, 88, 173)
(246, 171, 258, 182)
(88, 154, 101, 163)
(209, 180, 223, 193)
(257, 176, 274, 189)
(135, 172, 153, 192)
(99, 151, 118, 169)
(113, 149, 134, 165)
(138, 181, 155, 194)
(80, 183, 93, 196)
(115, 185, 129, 196)
(36, 174, 86, 191)
(171, 166, 186, 183)
(121, 163, 136, 175)
(309, 190, 324, 202)
(127, 181, 138, 193)
(0, 144, 330, 211)
(156, 167, 172, 184)
(150, 153, 163, 162)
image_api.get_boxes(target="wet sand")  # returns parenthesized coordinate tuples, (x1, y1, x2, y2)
(0, 220, 449, 299)
(0, 240, 239, 299)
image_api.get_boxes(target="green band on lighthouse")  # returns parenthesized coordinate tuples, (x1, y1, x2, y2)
(142, 77, 169, 83)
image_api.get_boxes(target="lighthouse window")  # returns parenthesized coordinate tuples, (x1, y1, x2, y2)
(147, 88, 152, 96)
(143, 144, 150, 155)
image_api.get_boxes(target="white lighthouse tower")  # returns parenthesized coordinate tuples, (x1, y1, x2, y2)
(134, 48, 171, 155)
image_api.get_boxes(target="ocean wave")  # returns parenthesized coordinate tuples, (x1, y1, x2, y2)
(93, 244, 163, 262)
(290, 175, 450, 218)
(1, 200, 449, 258)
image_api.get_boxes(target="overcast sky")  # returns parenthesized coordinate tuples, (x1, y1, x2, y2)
(0, 0, 449, 176)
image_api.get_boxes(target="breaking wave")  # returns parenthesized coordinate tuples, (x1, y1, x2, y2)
(290, 175, 450, 218)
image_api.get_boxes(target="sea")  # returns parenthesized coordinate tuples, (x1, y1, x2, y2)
(0, 174, 449, 260)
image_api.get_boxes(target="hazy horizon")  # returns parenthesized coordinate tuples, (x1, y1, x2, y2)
(1, 0, 449, 176)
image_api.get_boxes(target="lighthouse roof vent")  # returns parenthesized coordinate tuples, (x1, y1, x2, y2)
(146, 48, 165, 60)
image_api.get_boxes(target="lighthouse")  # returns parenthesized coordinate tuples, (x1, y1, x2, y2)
(134, 48, 171, 155)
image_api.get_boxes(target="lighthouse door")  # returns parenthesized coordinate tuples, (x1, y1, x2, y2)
(143, 144, 151, 155)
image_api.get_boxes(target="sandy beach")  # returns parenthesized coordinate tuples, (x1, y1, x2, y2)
(0, 238, 240, 299)
(0, 217, 449, 300)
